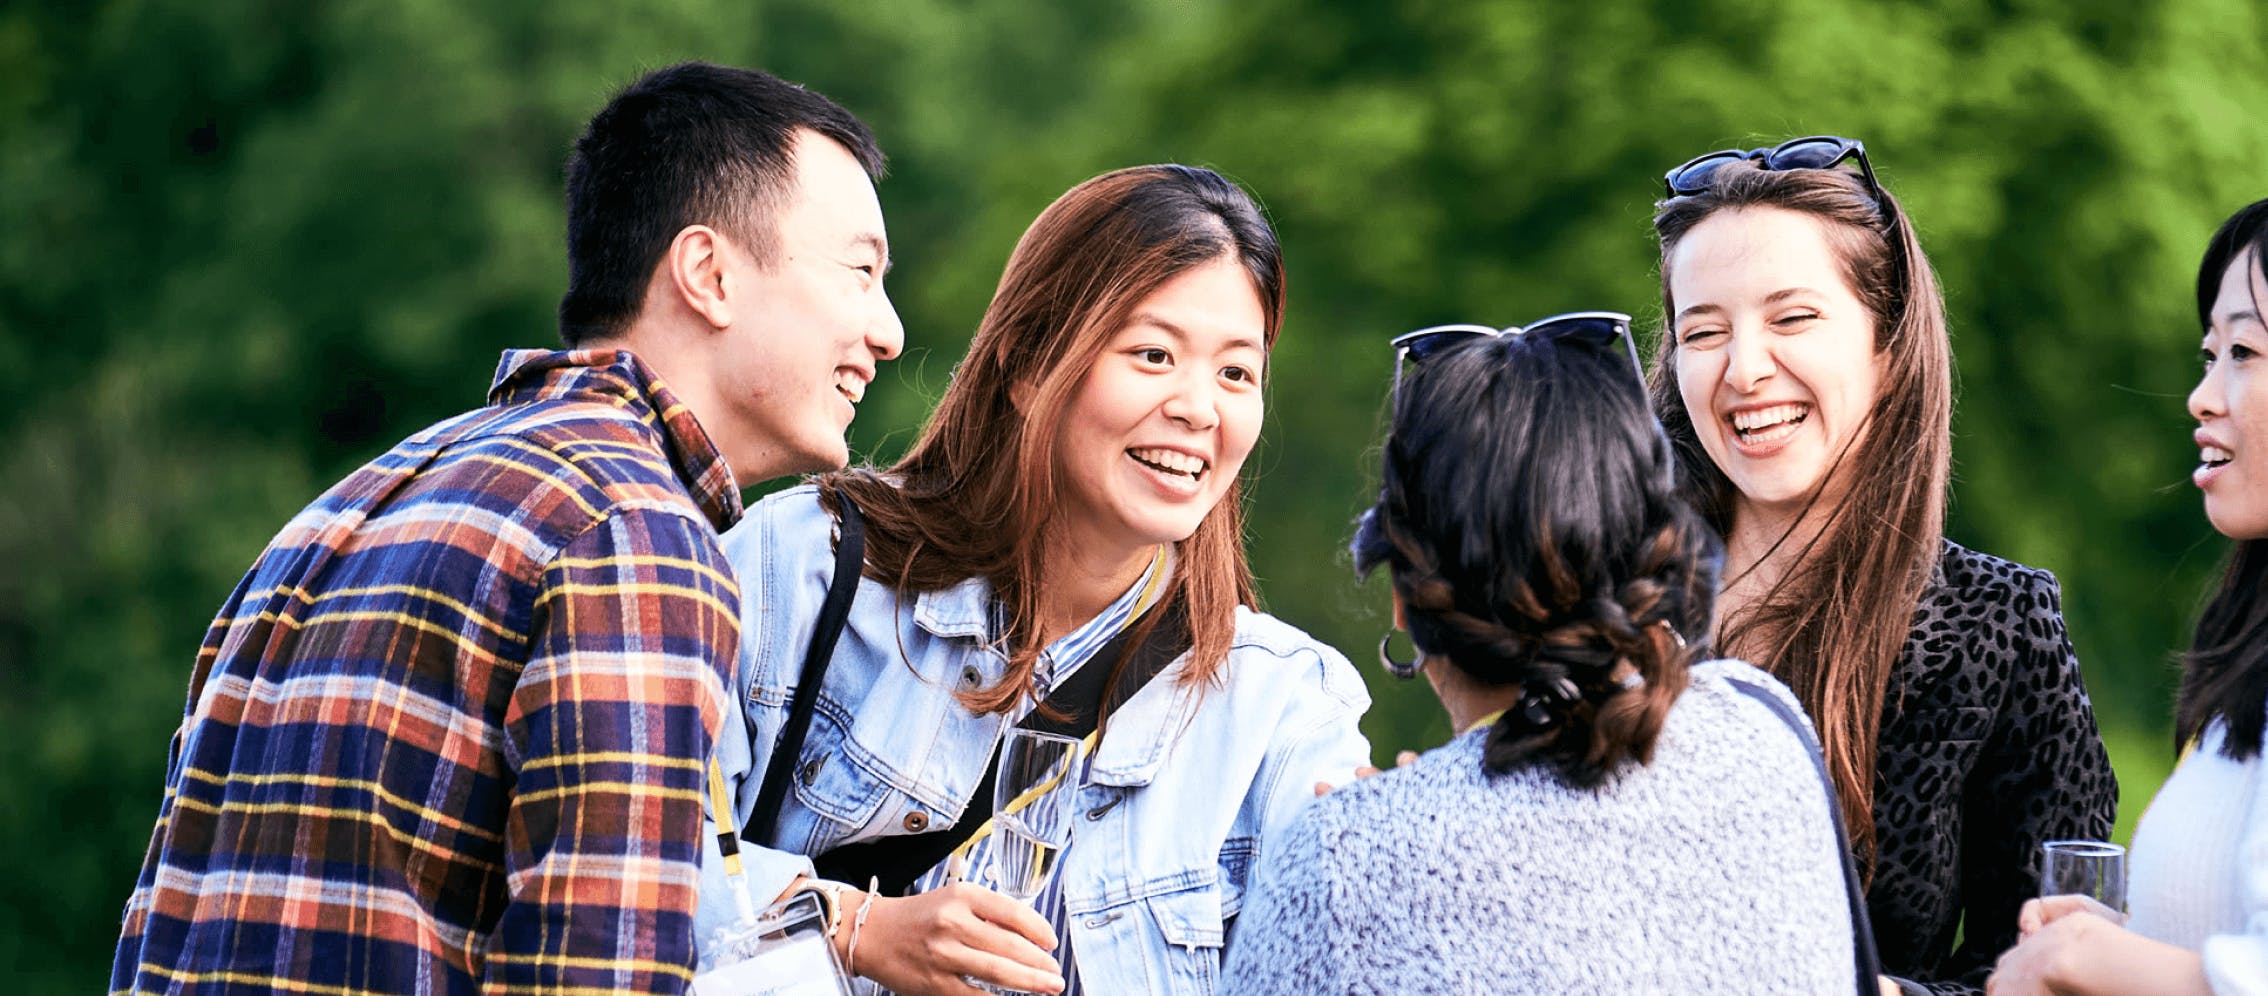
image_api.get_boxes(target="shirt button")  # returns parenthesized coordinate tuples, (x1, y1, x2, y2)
(903, 810, 930, 832)
(798, 757, 825, 785)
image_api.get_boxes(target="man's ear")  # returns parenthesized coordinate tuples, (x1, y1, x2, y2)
(665, 225, 733, 330)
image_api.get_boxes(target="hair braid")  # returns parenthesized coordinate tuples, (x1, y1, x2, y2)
(1354, 329, 1723, 786)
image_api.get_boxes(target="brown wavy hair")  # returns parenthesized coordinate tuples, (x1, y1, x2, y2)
(822, 164, 1285, 714)
(1354, 329, 1721, 786)
(1649, 159, 1951, 875)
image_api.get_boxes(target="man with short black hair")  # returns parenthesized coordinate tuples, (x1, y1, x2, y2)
(111, 62, 901, 994)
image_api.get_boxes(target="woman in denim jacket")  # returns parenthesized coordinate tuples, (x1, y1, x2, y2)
(694, 164, 1371, 995)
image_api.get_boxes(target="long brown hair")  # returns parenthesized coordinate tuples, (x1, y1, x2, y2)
(823, 164, 1286, 714)
(1648, 160, 1952, 874)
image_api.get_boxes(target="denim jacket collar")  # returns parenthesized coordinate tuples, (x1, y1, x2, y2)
(912, 576, 995, 640)
(1088, 659, 1201, 788)
(911, 570, 1196, 788)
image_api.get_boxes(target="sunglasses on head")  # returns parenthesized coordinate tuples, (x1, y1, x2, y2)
(1662, 135, 1888, 211)
(1389, 311, 1641, 407)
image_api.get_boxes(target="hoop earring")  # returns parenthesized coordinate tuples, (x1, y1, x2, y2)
(1377, 631, 1422, 681)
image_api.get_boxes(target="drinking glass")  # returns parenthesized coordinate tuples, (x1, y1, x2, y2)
(2039, 839, 2127, 915)
(977, 730, 1082, 995)
(990, 729, 1082, 902)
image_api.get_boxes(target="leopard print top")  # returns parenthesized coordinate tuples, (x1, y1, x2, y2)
(1869, 541, 2119, 995)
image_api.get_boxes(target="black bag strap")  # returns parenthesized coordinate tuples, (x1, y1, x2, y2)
(1724, 675, 1884, 996)
(814, 601, 1191, 895)
(744, 495, 865, 849)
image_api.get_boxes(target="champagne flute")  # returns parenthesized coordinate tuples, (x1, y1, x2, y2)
(991, 729, 1082, 902)
(977, 730, 1082, 996)
(2039, 839, 2127, 921)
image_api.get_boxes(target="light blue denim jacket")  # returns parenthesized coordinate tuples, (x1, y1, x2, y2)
(694, 486, 1372, 993)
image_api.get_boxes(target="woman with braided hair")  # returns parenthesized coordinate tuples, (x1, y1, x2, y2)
(1222, 312, 1862, 993)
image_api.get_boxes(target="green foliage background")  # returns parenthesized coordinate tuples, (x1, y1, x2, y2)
(5, 1, 2263, 989)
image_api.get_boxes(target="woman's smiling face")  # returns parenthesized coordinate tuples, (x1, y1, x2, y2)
(1668, 206, 1887, 520)
(2190, 248, 2268, 541)
(1049, 255, 1268, 561)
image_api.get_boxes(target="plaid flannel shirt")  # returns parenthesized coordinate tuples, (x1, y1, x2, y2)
(112, 349, 745, 995)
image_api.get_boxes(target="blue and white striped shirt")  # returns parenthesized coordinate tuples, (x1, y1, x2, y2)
(906, 548, 1171, 995)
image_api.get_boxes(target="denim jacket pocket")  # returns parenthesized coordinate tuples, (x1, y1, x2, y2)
(777, 705, 898, 854)
(1147, 884, 1226, 995)
(1215, 838, 1255, 920)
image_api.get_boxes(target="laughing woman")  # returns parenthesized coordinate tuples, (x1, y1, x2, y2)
(1651, 138, 2119, 995)
(1988, 199, 2268, 996)
(693, 164, 1371, 996)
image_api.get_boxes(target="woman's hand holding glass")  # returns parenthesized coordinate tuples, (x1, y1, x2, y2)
(847, 884, 1065, 996)
(1987, 842, 2136, 996)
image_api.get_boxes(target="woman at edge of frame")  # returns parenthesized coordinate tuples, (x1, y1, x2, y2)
(694, 163, 1372, 996)
(1989, 198, 2268, 996)
(1648, 139, 2119, 996)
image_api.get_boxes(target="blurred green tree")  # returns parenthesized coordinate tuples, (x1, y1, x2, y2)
(3, 1, 2262, 990)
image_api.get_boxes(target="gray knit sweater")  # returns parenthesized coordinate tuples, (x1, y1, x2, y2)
(1221, 659, 1855, 994)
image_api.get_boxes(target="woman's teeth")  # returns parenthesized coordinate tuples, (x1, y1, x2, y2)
(2202, 445, 2233, 467)
(1731, 403, 1808, 443)
(1129, 447, 1205, 479)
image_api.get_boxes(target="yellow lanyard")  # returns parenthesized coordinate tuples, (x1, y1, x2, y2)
(706, 546, 1173, 900)
(943, 729, 1102, 872)
(943, 546, 1171, 872)
(707, 752, 760, 924)
(1464, 708, 1508, 737)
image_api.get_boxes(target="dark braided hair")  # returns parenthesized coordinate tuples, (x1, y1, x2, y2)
(1354, 328, 1724, 786)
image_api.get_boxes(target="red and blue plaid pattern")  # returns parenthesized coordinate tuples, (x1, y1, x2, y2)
(112, 349, 744, 995)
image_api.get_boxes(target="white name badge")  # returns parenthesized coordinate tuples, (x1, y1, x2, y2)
(692, 892, 855, 996)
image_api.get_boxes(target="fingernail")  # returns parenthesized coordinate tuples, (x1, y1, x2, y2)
(1397, 750, 1419, 766)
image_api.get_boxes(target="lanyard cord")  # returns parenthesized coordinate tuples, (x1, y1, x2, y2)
(707, 753, 761, 926)
(708, 545, 1172, 912)
(1463, 708, 1508, 738)
(945, 546, 1171, 871)
(942, 729, 1101, 870)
